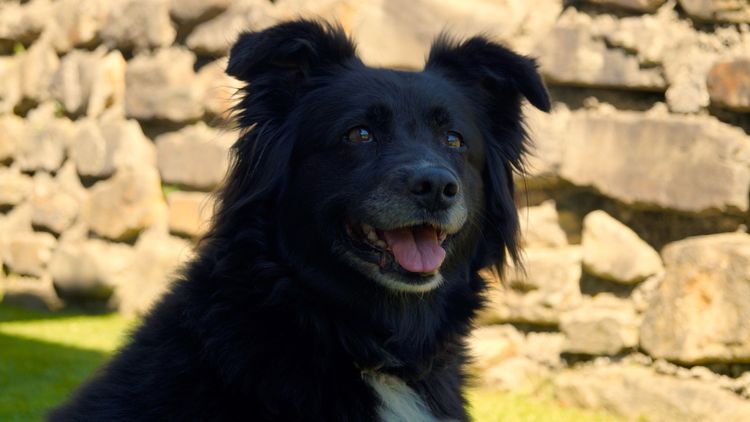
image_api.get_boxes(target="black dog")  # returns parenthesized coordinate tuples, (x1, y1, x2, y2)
(51, 20, 549, 421)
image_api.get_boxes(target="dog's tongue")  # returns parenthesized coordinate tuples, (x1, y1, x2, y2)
(382, 226, 446, 273)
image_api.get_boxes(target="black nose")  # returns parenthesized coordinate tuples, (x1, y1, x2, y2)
(408, 167, 460, 210)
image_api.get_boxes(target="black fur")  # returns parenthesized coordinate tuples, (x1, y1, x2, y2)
(50, 20, 549, 421)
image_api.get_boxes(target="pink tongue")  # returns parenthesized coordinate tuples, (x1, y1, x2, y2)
(382, 226, 446, 274)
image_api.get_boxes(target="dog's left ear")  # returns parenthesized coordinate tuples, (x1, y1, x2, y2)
(425, 35, 550, 114)
(425, 36, 550, 271)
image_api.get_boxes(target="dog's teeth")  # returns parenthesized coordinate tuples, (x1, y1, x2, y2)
(374, 240, 387, 248)
(361, 223, 380, 242)
(367, 230, 379, 242)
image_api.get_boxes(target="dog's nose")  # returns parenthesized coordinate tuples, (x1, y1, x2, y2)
(408, 167, 460, 210)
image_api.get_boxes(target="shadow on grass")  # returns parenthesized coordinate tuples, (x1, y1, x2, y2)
(0, 332, 110, 422)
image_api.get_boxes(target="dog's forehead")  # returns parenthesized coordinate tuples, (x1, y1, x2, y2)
(320, 66, 471, 117)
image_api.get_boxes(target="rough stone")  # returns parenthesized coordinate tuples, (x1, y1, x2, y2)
(480, 246, 583, 326)
(0, 0, 51, 47)
(664, 44, 715, 114)
(483, 357, 550, 393)
(0, 168, 33, 207)
(16, 112, 75, 173)
(170, 0, 230, 23)
(0, 114, 24, 163)
(339, 0, 560, 68)
(519, 200, 568, 248)
(737, 372, 750, 398)
(115, 230, 192, 315)
(0, 203, 33, 235)
(18, 35, 60, 104)
(28, 163, 86, 235)
(679, 0, 750, 23)
(71, 118, 156, 178)
(586, 0, 667, 12)
(640, 233, 750, 364)
(125, 47, 204, 121)
(707, 59, 750, 112)
(469, 325, 525, 369)
(2, 232, 56, 277)
(156, 122, 234, 190)
(535, 21, 666, 91)
(599, 8, 694, 67)
(43, 0, 110, 53)
(555, 364, 750, 421)
(197, 58, 243, 120)
(185, 0, 278, 56)
(100, 0, 176, 51)
(524, 104, 572, 183)
(50, 237, 134, 302)
(51, 47, 126, 117)
(631, 273, 662, 313)
(558, 111, 750, 213)
(167, 191, 215, 238)
(0, 275, 63, 311)
(29, 173, 78, 235)
(0, 56, 22, 114)
(469, 325, 557, 391)
(84, 165, 166, 241)
(648, 17, 728, 114)
(560, 295, 640, 355)
(524, 331, 565, 367)
(469, 325, 565, 368)
(582, 210, 663, 284)
(186, 0, 561, 61)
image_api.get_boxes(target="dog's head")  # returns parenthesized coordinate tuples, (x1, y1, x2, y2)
(216, 20, 549, 294)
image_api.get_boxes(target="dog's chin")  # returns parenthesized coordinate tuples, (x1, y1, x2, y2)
(339, 249, 445, 293)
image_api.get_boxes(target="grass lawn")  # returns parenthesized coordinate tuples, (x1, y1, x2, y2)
(0, 303, 620, 421)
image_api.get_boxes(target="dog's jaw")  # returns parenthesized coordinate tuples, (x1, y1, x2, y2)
(337, 247, 445, 293)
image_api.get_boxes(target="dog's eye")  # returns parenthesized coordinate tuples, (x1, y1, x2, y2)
(345, 127, 373, 143)
(443, 131, 464, 149)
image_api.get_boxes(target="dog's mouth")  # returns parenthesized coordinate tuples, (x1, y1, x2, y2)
(344, 220, 451, 276)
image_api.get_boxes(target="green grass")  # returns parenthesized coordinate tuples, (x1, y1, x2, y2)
(0, 306, 134, 421)
(468, 388, 621, 422)
(0, 304, 620, 421)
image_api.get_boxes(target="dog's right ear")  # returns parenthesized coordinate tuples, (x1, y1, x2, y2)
(227, 19, 357, 107)
(210, 21, 358, 240)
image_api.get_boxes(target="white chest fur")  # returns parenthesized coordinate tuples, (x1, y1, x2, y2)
(363, 372, 445, 422)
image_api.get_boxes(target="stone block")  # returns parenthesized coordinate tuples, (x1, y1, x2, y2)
(125, 47, 204, 122)
(582, 210, 663, 284)
(640, 233, 750, 364)
(155, 122, 233, 190)
(84, 165, 166, 241)
(100, 0, 175, 51)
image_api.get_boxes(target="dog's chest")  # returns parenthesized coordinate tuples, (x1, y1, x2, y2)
(363, 372, 455, 422)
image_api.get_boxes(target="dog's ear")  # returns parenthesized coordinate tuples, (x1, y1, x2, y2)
(227, 20, 357, 109)
(210, 21, 358, 240)
(425, 35, 550, 114)
(425, 36, 550, 272)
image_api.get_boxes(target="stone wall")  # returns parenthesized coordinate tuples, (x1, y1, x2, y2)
(2, 0, 750, 419)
